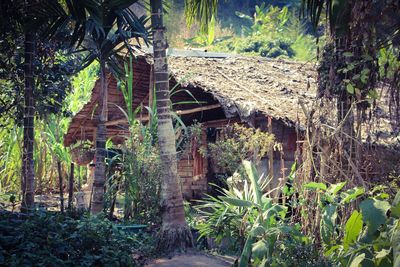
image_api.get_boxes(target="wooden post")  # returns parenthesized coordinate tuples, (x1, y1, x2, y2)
(68, 162, 74, 210)
(57, 161, 64, 213)
(267, 116, 274, 180)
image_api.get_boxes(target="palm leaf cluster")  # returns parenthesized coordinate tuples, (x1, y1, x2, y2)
(184, 0, 218, 36)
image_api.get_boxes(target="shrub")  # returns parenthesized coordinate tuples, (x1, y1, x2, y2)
(195, 161, 323, 265)
(303, 182, 400, 266)
(0, 211, 155, 266)
(200, 123, 275, 175)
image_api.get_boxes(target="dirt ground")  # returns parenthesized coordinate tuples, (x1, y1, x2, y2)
(145, 252, 235, 267)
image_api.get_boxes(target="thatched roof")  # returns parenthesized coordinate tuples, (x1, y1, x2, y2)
(168, 56, 317, 126)
(64, 54, 317, 146)
(64, 51, 398, 148)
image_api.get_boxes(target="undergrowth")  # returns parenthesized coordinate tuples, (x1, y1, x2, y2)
(0, 210, 155, 266)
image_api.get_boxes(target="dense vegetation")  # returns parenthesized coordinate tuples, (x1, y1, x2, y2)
(0, 0, 399, 266)
(0, 210, 154, 266)
(166, 1, 319, 61)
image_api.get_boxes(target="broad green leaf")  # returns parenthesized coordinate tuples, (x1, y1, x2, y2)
(360, 198, 391, 237)
(320, 204, 337, 246)
(391, 190, 400, 218)
(350, 253, 365, 267)
(252, 239, 269, 261)
(220, 196, 253, 207)
(239, 235, 256, 267)
(324, 245, 341, 257)
(392, 220, 400, 267)
(328, 181, 347, 195)
(343, 210, 363, 250)
(343, 52, 353, 57)
(376, 193, 389, 200)
(375, 249, 390, 259)
(258, 258, 268, 267)
(346, 83, 355, 94)
(251, 225, 266, 237)
(341, 187, 365, 204)
(264, 205, 287, 220)
(304, 182, 327, 191)
(287, 162, 297, 181)
(243, 160, 262, 206)
(235, 11, 253, 22)
(360, 68, 370, 84)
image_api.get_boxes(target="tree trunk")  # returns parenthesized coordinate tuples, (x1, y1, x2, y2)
(57, 161, 64, 213)
(21, 30, 35, 211)
(68, 162, 74, 210)
(91, 61, 107, 214)
(150, 0, 193, 251)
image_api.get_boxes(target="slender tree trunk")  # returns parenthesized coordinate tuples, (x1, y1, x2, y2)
(150, 0, 193, 251)
(21, 30, 35, 211)
(57, 161, 64, 213)
(91, 61, 107, 214)
(68, 162, 74, 210)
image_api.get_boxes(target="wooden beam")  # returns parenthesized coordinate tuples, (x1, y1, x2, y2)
(104, 104, 222, 126)
(176, 103, 221, 115)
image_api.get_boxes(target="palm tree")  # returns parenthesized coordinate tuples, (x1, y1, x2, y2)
(21, 5, 36, 210)
(0, 0, 66, 210)
(1, 0, 148, 212)
(150, 0, 194, 250)
(63, 0, 149, 213)
(146, 0, 220, 250)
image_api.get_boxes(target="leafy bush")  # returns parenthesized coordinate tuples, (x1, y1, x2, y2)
(105, 57, 161, 223)
(118, 126, 161, 223)
(228, 4, 317, 61)
(0, 211, 155, 266)
(303, 182, 400, 266)
(200, 123, 275, 175)
(195, 161, 324, 265)
(235, 37, 295, 59)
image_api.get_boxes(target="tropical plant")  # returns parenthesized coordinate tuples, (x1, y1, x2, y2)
(0, 0, 86, 209)
(106, 57, 161, 222)
(150, 0, 194, 250)
(302, 181, 400, 266)
(0, 125, 23, 194)
(302, 181, 365, 245)
(0, 210, 155, 266)
(43, 115, 72, 212)
(200, 123, 275, 175)
(233, 4, 317, 60)
(59, 0, 149, 214)
(196, 161, 316, 266)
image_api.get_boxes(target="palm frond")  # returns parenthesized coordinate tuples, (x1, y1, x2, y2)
(184, 0, 218, 36)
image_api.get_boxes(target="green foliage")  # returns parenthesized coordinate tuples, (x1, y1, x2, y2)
(68, 62, 99, 115)
(105, 57, 161, 222)
(119, 126, 162, 223)
(304, 182, 400, 266)
(195, 162, 271, 252)
(184, 0, 219, 38)
(0, 211, 155, 266)
(0, 125, 22, 193)
(211, 4, 318, 61)
(236, 37, 295, 58)
(0, 1, 79, 124)
(201, 123, 275, 174)
(196, 161, 324, 266)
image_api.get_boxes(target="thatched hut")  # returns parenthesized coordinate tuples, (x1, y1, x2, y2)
(64, 51, 399, 199)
